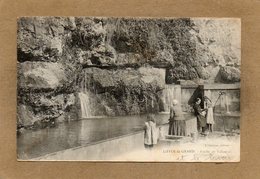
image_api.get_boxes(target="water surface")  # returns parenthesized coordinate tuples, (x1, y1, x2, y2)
(17, 114, 169, 159)
(17, 112, 239, 159)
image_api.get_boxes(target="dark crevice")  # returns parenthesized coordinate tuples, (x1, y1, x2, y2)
(17, 48, 36, 62)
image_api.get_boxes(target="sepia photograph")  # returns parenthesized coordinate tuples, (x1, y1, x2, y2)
(17, 17, 241, 162)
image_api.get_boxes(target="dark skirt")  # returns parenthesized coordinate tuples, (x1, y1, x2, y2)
(197, 115, 207, 128)
(168, 119, 186, 136)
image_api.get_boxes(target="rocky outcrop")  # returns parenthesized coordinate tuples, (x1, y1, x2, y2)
(17, 17, 76, 63)
(18, 62, 67, 90)
(17, 93, 75, 128)
(17, 17, 80, 129)
(218, 66, 240, 83)
(190, 19, 241, 83)
(17, 17, 240, 129)
(78, 67, 165, 116)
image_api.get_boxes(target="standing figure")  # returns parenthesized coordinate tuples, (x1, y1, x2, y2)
(204, 97, 214, 132)
(193, 98, 207, 134)
(144, 114, 158, 149)
(168, 100, 185, 136)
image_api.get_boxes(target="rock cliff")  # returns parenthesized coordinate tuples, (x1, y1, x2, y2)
(17, 17, 240, 129)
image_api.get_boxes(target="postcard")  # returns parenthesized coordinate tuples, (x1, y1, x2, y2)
(17, 17, 240, 162)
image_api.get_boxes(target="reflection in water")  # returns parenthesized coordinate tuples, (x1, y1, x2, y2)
(17, 114, 169, 159)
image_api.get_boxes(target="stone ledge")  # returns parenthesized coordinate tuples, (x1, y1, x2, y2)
(203, 83, 240, 90)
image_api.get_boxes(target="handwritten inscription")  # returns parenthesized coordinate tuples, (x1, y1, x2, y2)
(161, 143, 234, 162)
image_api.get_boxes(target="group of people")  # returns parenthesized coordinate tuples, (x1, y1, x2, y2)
(144, 96, 215, 149)
(193, 97, 215, 134)
(168, 97, 215, 136)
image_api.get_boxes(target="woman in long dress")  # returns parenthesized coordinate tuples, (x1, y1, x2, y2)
(168, 100, 185, 136)
(205, 97, 214, 132)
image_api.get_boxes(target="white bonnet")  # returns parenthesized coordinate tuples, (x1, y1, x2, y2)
(172, 99, 178, 105)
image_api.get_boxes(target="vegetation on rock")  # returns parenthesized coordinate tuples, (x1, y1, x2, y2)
(17, 17, 240, 129)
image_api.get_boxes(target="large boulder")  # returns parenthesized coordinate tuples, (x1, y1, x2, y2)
(18, 62, 67, 91)
(81, 67, 165, 92)
(219, 66, 240, 83)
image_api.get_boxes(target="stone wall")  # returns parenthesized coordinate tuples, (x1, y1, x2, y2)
(203, 84, 240, 113)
